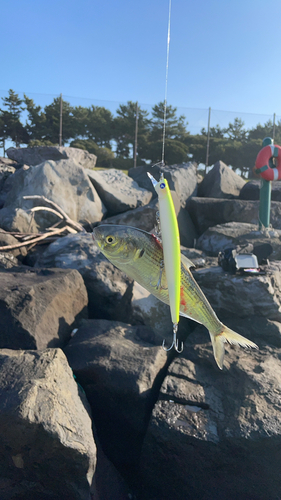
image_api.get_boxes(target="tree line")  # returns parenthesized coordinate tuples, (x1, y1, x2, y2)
(0, 89, 279, 176)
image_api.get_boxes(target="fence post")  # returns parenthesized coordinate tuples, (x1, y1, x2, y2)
(134, 102, 138, 168)
(205, 107, 211, 174)
(59, 94, 63, 147)
(273, 113, 276, 141)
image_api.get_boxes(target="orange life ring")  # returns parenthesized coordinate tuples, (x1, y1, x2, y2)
(255, 144, 281, 181)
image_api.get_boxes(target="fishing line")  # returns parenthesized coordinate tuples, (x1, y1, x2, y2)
(161, 0, 172, 167)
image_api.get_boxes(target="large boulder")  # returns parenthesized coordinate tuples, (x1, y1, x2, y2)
(128, 162, 198, 208)
(139, 328, 281, 500)
(187, 197, 281, 235)
(194, 260, 281, 321)
(64, 319, 168, 473)
(197, 222, 281, 259)
(35, 233, 134, 322)
(240, 179, 281, 201)
(0, 159, 106, 231)
(0, 348, 96, 500)
(6, 146, 97, 168)
(86, 168, 152, 215)
(198, 161, 246, 199)
(0, 267, 88, 350)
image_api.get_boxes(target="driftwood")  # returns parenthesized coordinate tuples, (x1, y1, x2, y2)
(0, 195, 87, 253)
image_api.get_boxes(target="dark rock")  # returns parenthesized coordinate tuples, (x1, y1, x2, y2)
(139, 328, 281, 500)
(86, 168, 152, 215)
(64, 319, 168, 476)
(35, 233, 134, 322)
(240, 179, 281, 201)
(194, 260, 281, 321)
(198, 161, 245, 199)
(6, 146, 97, 168)
(0, 348, 96, 500)
(0, 267, 88, 350)
(128, 162, 198, 208)
(188, 197, 261, 234)
(197, 222, 281, 259)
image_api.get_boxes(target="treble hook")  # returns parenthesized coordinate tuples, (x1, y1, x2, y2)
(162, 323, 183, 353)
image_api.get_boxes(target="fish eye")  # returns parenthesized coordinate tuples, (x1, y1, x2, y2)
(106, 235, 115, 244)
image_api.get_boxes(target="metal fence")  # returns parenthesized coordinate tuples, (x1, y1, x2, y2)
(0, 89, 280, 167)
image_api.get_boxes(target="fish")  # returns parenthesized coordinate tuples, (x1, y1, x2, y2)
(92, 224, 258, 369)
(147, 172, 181, 350)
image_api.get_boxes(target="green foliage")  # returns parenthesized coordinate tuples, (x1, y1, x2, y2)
(70, 138, 115, 168)
(0, 89, 29, 146)
(0, 89, 279, 177)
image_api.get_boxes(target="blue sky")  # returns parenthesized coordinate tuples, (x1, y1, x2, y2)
(2, 0, 281, 132)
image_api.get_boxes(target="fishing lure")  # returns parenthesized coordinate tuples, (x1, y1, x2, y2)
(147, 172, 182, 352)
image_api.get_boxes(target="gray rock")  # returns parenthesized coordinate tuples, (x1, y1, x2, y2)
(0, 267, 88, 350)
(6, 146, 97, 168)
(240, 179, 281, 201)
(188, 197, 261, 234)
(100, 198, 159, 232)
(139, 329, 281, 500)
(101, 191, 198, 248)
(0, 348, 96, 500)
(86, 168, 152, 215)
(198, 161, 246, 199)
(35, 233, 134, 322)
(64, 319, 168, 471)
(0, 229, 27, 259)
(197, 222, 281, 259)
(0, 162, 16, 207)
(193, 260, 281, 321)
(128, 162, 198, 208)
(0, 206, 40, 233)
(130, 282, 194, 346)
(0, 165, 29, 207)
(1, 159, 106, 231)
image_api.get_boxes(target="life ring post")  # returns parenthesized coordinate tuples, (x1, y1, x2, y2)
(259, 177, 271, 229)
(255, 137, 275, 230)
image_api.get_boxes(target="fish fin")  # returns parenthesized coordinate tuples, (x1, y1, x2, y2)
(181, 254, 195, 270)
(210, 325, 258, 370)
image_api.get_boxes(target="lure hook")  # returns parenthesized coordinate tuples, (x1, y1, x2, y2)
(162, 323, 183, 353)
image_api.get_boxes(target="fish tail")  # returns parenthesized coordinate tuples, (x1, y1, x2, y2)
(210, 325, 258, 370)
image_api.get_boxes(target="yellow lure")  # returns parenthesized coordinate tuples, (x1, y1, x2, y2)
(148, 172, 181, 350)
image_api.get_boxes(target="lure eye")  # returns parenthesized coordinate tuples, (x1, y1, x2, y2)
(106, 235, 115, 244)
(160, 182, 165, 189)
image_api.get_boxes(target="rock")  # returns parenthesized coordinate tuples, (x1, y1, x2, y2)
(0, 348, 96, 500)
(1, 159, 106, 230)
(130, 282, 195, 345)
(139, 329, 281, 500)
(193, 260, 281, 321)
(101, 191, 198, 248)
(240, 179, 281, 201)
(0, 165, 29, 207)
(100, 198, 159, 232)
(128, 162, 198, 208)
(0, 230, 27, 259)
(197, 222, 281, 259)
(35, 233, 134, 322)
(198, 161, 245, 199)
(188, 197, 261, 234)
(86, 168, 152, 215)
(6, 146, 97, 169)
(64, 319, 168, 474)
(0, 206, 40, 233)
(0, 162, 16, 208)
(0, 267, 88, 350)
